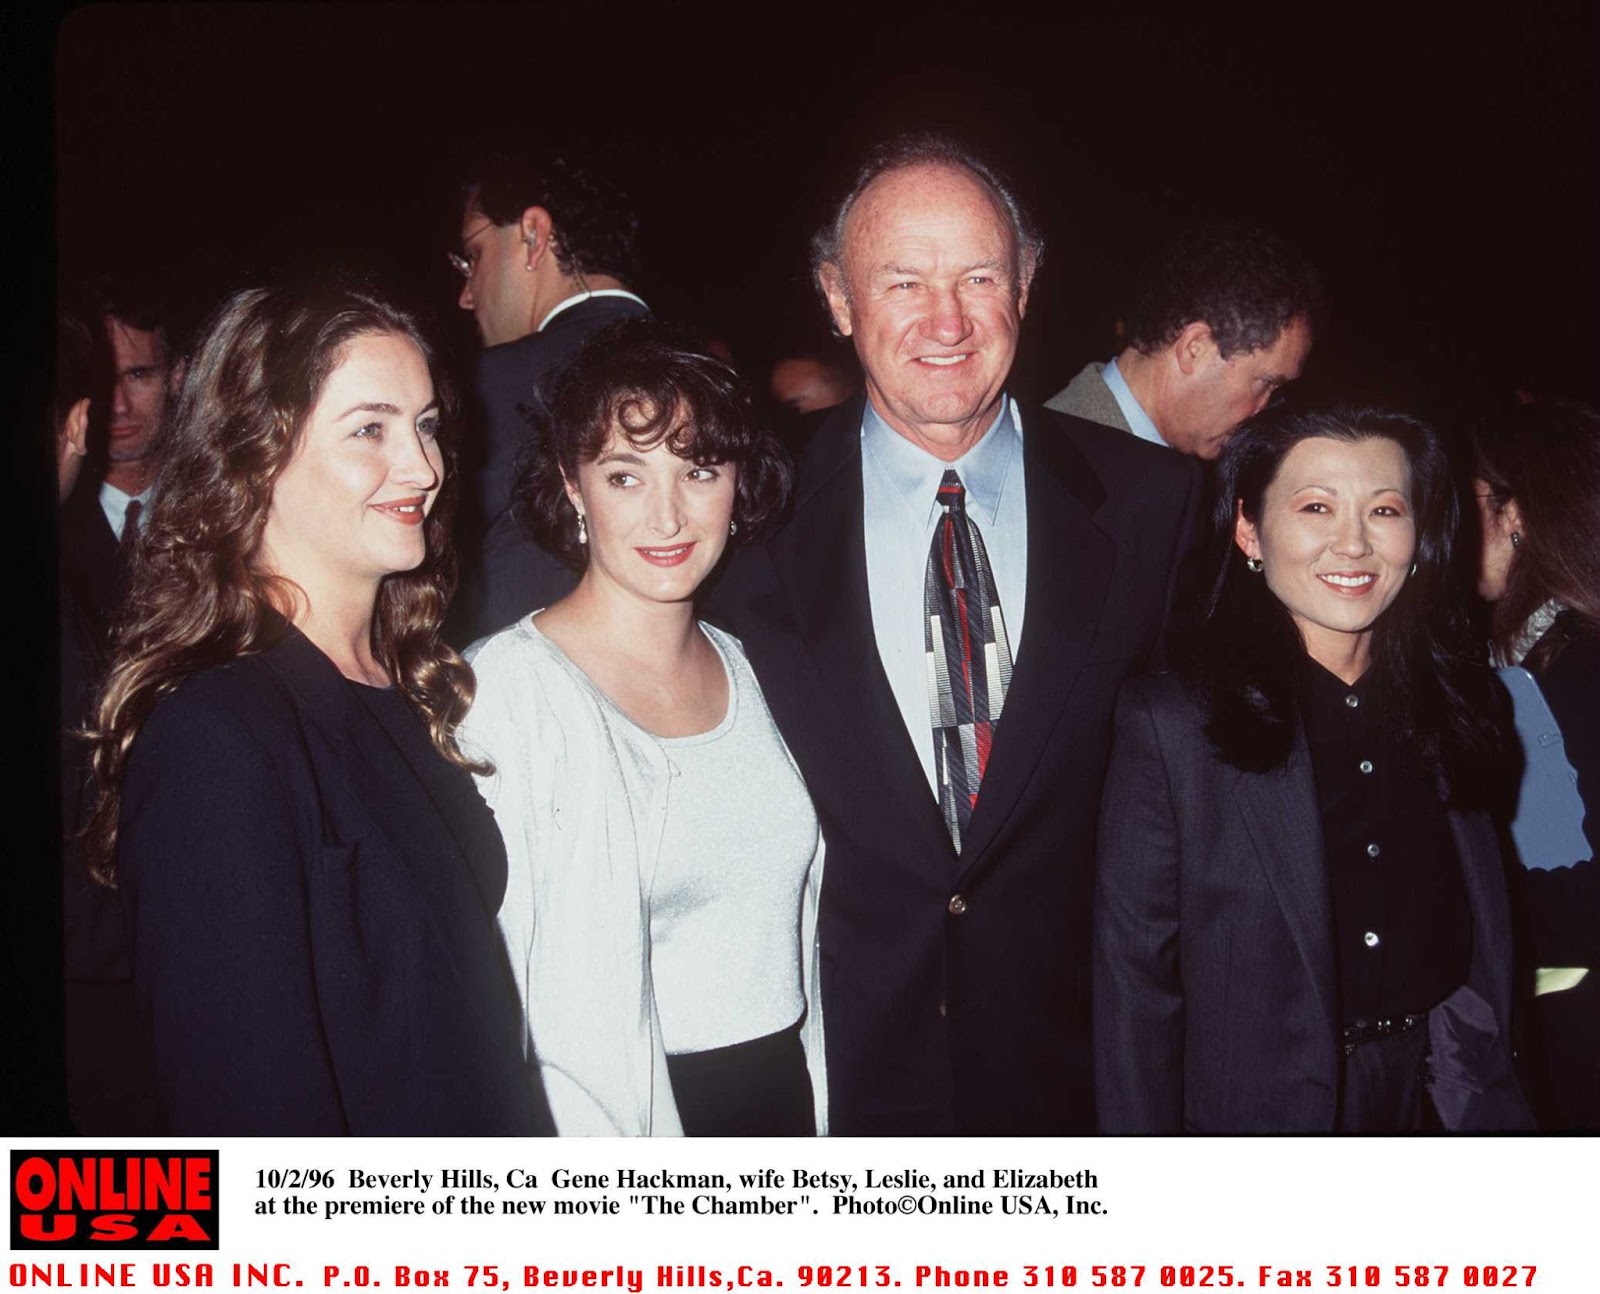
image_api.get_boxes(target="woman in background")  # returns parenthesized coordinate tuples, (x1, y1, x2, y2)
(1472, 399, 1600, 1129)
(1095, 406, 1529, 1133)
(460, 317, 825, 1136)
(86, 281, 551, 1135)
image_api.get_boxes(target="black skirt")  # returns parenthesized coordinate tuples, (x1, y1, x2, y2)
(666, 1020, 815, 1136)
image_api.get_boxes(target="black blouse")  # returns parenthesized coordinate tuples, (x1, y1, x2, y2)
(1299, 661, 1472, 1025)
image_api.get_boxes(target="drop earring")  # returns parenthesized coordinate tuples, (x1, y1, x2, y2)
(729, 520, 738, 536)
(1245, 557, 1263, 573)
(576, 513, 588, 546)
(1510, 531, 1523, 549)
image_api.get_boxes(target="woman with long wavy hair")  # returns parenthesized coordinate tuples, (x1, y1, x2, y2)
(1094, 406, 1530, 1133)
(84, 281, 553, 1136)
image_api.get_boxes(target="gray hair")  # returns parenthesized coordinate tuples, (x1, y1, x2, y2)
(809, 133, 1046, 306)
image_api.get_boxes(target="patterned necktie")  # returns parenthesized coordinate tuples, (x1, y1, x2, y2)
(924, 470, 1013, 852)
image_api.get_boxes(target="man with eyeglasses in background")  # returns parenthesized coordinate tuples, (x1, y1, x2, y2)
(1047, 221, 1320, 461)
(449, 144, 648, 641)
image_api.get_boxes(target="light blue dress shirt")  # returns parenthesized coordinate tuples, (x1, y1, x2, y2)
(861, 398, 1028, 799)
(99, 481, 153, 540)
(1101, 357, 1172, 450)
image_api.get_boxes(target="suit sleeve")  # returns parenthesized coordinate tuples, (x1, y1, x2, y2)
(1093, 680, 1187, 1133)
(118, 694, 344, 1133)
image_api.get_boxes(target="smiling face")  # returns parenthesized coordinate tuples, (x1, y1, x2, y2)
(260, 332, 444, 605)
(1234, 434, 1417, 677)
(565, 414, 738, 608)
(819, 163, 1029, 460)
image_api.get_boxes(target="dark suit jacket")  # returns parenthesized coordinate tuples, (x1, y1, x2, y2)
(1094, 671, 1533, 1133)
(117, 629, 554, 1135)
(455, 295, 651, 641)
(712, 398, 1200, 1134)
(58, 477, 127, 648)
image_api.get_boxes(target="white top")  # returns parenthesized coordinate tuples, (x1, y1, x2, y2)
(860, 397, 1028, 796)
(460, 617, 827, 1136)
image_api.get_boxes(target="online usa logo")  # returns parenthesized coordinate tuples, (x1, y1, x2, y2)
(9, 1151, 219, 1249)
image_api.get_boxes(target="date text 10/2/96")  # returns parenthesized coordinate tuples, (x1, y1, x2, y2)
(4, 1263, 1539, 1291)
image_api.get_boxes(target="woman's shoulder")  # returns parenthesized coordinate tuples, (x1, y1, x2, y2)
(1116, 668, 1205, 722)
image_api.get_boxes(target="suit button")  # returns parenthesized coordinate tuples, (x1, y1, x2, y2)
(1364, 931, 1380, 948)
(938, 1000, 948, 1017)
(1358, 759, 1374, 774)
(948, 894, 967, 915)
(1366, 842, 1381, 858)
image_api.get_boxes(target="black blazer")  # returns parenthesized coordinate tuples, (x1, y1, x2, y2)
(712, 398, 1200, 1134)
(117, 629, 554, 1135)
(58, 477, 127, 648)
(1093, 671, 1533, 1133)
(455, 295, 651, 641)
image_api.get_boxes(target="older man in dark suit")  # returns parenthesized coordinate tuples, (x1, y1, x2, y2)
(713, 135, 1199, 1135)
(449, 145, 649, 640)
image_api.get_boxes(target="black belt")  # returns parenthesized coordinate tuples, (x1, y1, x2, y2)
(1341, 1012, 1428, 1055)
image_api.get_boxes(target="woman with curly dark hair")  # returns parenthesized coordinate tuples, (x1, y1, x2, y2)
(458, 316, 824, 1136)
(84, 281, 552, 1136)
(1472, 399, 1600, 1130)
(1094, 406, 1530, 1133)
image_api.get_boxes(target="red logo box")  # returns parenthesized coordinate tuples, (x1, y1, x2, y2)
(9, 1151, 219, 1249)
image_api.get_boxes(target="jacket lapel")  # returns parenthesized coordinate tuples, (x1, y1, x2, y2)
(1235, 732, 1339, 1031)
(774, 402, 951, 858)
(956, 418, 1116, 871)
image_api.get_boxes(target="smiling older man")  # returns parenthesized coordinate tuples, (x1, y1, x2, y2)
(713, 134, 1200, 1134)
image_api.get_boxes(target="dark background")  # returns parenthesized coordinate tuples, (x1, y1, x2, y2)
(7, 1, 1598, 1128)
(51, 3, 1600, 416)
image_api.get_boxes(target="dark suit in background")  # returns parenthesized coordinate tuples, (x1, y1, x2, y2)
(714, 399, 1199, 1134)
(454, 294, 650, 641)
(1094, 671, 1532, 1133)
(58, 478, 127, 649)
(117, 629, 553, 1135)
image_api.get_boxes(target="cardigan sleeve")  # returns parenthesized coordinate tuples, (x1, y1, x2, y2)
(462, 633, 682, 1136)
(118, 690, 345, 1133)
(1093, 677, 1188, 1133)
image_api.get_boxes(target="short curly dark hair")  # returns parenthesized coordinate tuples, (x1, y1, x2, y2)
(1123, 221, 1322, 360)
(518, 318, 792, 570)
(465, 144, 642, 284)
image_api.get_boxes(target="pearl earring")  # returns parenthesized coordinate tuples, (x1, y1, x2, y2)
(1245, 557, 1263, 573)
(577, 513, 588, 545)
(729, 520, 738, 537)
(1510, 531, 1523, 549)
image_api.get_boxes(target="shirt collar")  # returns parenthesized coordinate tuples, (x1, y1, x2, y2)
(860, 396, 1022, 528)
(1103, 357, 1172, 450)
(537, 288, 649, 332)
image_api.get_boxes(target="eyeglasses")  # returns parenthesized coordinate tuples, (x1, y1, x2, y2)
(447, 221, 497, 279)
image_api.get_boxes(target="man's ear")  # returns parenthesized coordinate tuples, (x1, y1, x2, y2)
(817, 263, 854, 337)
(1174, 320, 1217, 378)
(63, 396, 91, 459)
(1233, 498, 1262, 561)
(167, 357, 187, 395)
(519, 206, 556, 269)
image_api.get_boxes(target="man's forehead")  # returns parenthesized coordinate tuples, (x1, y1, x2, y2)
(844, 163, 1013, 251)
(105, 316, 168, 367)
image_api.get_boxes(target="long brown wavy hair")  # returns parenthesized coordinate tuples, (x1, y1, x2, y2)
(84, 281, 482, 881)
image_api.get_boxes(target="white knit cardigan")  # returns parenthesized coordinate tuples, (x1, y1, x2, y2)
(460, 618, 827, 1136)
